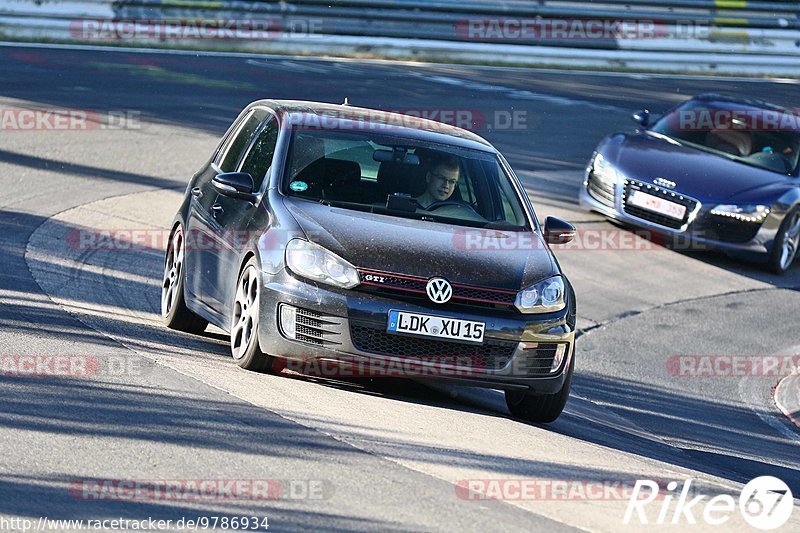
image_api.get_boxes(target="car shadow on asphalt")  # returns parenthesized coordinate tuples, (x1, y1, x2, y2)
(18, 203, 800, 506)
(557, 372, 800, 495)
(604, 219, 800, 288)
(0, 149, 185, 191)
(0, 380, 429, 532)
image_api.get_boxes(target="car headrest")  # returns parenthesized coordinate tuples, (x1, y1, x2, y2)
(292, 157, 326, 196)
(705, 130, 752, 157)
(324, 159, 361, 188)
(377, 161, 425, 199)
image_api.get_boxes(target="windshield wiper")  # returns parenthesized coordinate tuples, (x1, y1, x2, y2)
(318, 198, 376, 213)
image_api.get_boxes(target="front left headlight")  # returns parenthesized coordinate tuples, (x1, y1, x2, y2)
(710, 204, 770, 223)
(285, 239, 360, 289)
(590, 152, 624, 186)
(515, 276, 566, 314)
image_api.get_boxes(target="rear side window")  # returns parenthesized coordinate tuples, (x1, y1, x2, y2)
(239, 117, 279, 191)
(218, 109, 268, 172)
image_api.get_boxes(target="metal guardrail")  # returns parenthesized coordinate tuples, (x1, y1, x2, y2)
(0, 0, 798, 74)
(68, 0, 800, 29)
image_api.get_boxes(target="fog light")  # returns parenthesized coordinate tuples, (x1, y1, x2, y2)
(551, 344, 567, 372)
(279, 304, 297, 338)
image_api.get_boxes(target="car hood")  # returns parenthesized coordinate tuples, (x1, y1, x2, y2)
(610, 133, 788, 203)
(283, 198, 557, 290)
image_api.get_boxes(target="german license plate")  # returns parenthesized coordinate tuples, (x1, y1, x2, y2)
(387, 310, 485, 344)
(628, 190, 687, 220)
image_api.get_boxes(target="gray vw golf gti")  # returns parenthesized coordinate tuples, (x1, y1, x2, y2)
(162, 100, 578, 422)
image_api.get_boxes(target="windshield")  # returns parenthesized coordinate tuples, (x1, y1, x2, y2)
(650, 100, 800, 175)
(282, 128, 531, 230)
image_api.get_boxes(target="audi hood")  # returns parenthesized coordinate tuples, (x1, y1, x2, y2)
(602, 132, 790, 203)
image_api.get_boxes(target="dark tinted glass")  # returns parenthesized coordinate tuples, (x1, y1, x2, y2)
(219, 109, 268, 173)
(240, 117, 279, 190)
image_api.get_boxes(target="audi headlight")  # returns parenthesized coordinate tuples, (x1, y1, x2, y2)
(285, 239, 360, 289)
(590, 152, 623, 187)
(710, 204, 770, 223)
(515, 276, 566, 314)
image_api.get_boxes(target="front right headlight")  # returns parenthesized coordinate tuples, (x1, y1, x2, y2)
(285, 239, 360, 289)
(710, 204, 770, 223)
(590, 152, 624, 186)
(515, 276, 566, 314)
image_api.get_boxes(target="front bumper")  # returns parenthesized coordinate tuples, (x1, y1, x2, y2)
(578, 173, 782, 257)
(258, 269, 575, 394)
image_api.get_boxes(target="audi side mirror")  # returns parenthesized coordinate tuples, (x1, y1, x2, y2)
(632, 109, 650, 127)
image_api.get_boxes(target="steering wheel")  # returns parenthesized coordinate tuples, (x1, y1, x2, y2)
(424, 200, 481, 217)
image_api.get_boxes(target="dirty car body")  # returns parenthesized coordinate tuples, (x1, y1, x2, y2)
(162, 100, 578, 422)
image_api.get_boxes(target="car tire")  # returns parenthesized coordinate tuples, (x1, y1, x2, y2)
(161, 224, 208, 334)
(231, 257, 278, 373)
(505, 356, 573, 423)
(768, 206, 800, 275)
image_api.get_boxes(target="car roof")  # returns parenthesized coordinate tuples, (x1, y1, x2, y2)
(691, 93, 791, 113)
(247, 99, 496, 152)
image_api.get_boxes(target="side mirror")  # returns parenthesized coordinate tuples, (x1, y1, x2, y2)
(212, 172, 257, 202)
(632, 109, 650, 127)
(543, 217, 576, 245)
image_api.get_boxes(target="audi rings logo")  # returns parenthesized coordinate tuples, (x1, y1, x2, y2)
(426, 278, 452, 304)
(653, 177, 676, 189)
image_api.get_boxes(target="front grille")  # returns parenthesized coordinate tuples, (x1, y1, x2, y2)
(622, 180, 699, 230)
(357, 269, 517, 311)
(349, 322, 517, 371)
(587, 171, 615, 207)
(697, 217, 762, 243)
(287, 307, 343, 346)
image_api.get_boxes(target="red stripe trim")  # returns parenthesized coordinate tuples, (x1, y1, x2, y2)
(357, 268, 517, 295)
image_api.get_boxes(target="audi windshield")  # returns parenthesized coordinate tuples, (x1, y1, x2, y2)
(649, 100, 800, 175)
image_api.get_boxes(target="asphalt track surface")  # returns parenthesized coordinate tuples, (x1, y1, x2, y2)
(1, 43, 799, 531)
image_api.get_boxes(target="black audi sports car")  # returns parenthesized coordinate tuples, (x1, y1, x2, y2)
(580, 94, 800, 273)
(162, 100, 578, 423)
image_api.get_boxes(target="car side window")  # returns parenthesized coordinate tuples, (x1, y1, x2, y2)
(218, 109, 268, 173)
(239, 116, 279, 191)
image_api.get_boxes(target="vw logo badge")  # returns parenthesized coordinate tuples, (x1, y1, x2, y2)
(426, 277, 452, 304)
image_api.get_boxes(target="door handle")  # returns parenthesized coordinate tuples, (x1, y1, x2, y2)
(211, 204, 224, 216)
(191, 187, 203, 198)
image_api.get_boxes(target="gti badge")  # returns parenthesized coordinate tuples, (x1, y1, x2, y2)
(426, 277, 452, 304)
(653, 177, 676, 189)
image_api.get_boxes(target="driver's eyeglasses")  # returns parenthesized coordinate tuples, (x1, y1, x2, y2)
(431, 172, 458, 187)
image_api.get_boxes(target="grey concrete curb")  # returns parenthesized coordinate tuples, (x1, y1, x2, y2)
(775, 371, 800, 431)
